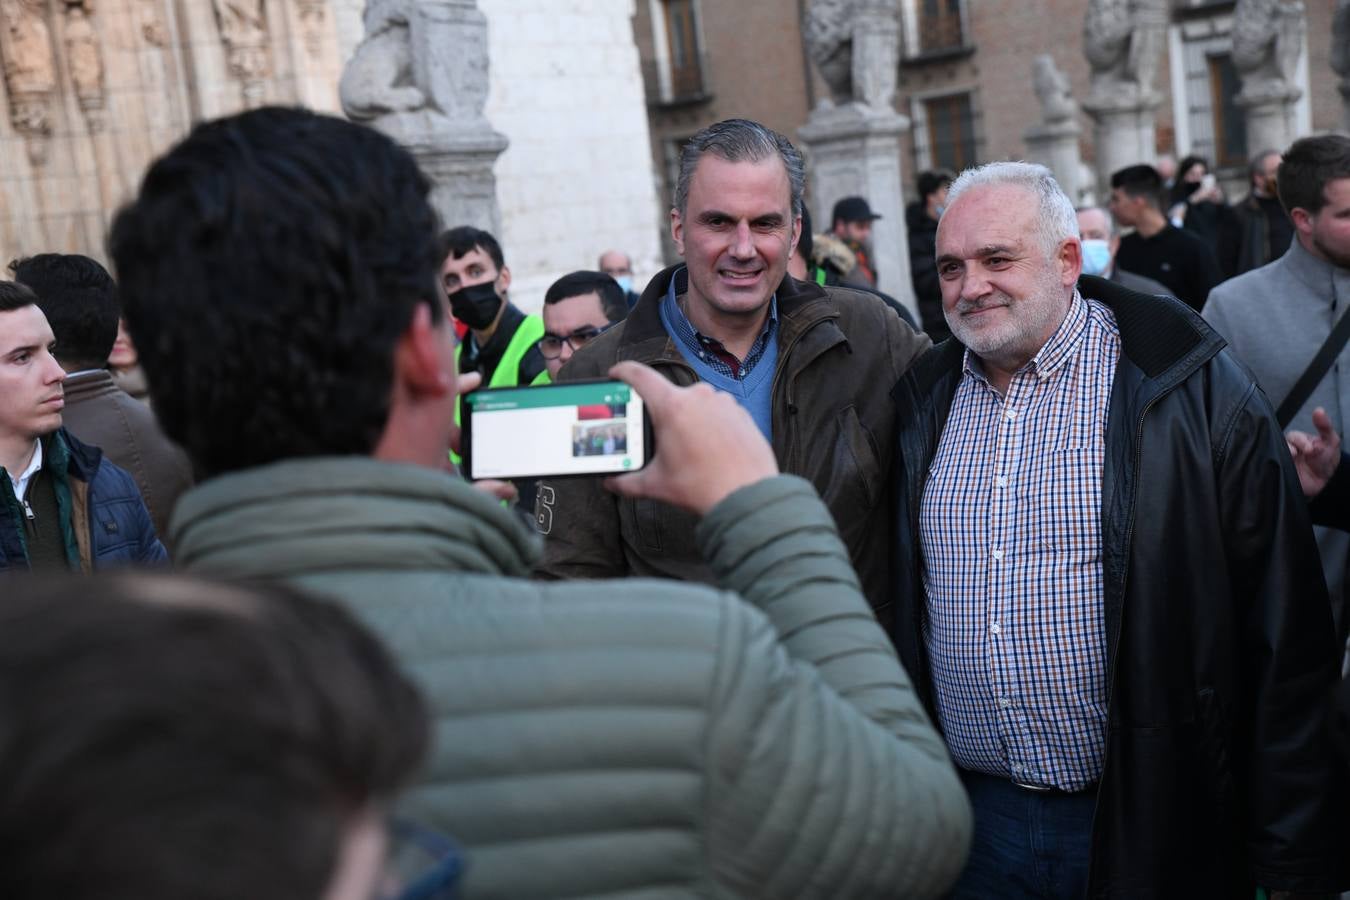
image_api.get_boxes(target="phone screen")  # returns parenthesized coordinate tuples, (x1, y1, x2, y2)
(463, 380, 647, 480)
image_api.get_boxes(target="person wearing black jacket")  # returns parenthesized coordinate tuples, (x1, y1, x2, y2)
(907, 168, 954, 341)
(892, 161, 1346, 897)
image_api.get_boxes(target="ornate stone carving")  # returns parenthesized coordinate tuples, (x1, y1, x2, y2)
(1082, 0, 1168, 111)
(62, 0, 104, 124)
(212, 0, 270, 104)
(1333, 0, 1350, 129)
(803, 0, 900, 112)
(1232, 0, 1305, 105)
(140, 0, 167, 46)
(340, 0, 426, 118)
(0, 0, 57, 160)
(1032, 54, 1077, 125)
(296, 0, 326, 55)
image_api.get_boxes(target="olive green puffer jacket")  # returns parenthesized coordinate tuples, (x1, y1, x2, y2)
(172, 458, 971, 898)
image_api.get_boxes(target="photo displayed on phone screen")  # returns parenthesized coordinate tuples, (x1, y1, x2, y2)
(465, 381, 646, 480)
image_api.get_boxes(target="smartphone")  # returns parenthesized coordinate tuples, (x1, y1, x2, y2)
(461, 378, 651, 481)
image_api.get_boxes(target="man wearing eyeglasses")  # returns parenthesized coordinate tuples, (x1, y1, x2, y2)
(537, 270, 628, 381)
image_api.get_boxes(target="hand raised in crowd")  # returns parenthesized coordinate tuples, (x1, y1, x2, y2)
(1286, 407, 1341, 499)
(450, 370, 519, 503)
(604, 361, 778, 515)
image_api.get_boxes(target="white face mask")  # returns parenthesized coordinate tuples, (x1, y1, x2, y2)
(1080, 239, 1112, 277)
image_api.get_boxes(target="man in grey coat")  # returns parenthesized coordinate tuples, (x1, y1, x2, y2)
(109, 107, 971, 899)
(1205, 134, 1350, 643)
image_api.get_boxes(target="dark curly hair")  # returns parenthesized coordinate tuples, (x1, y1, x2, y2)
(107, 107, 442, 477)
(10, 254, 120, 371)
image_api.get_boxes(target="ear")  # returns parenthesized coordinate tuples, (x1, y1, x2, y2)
(1290, 207, 1314, 238)
(395, 302, 453, 399)
(1060, 237, 1083, 286)
(790, 212, 802, 256)
(497, 265, 512, 295)
(671, 207, 685, 257)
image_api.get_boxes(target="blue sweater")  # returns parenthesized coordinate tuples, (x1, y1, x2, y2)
(660, 281, 778, 441)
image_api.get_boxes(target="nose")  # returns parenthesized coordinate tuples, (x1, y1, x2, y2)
(559, 342, 574, 363)
(959, 265, 994, 303)
(729, 221, 755, 260)
(43, 354, 66, 385)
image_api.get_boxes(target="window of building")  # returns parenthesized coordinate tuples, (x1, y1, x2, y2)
(647, 0, 707, 105)
(917, 0, 965, 54)
(1206, 53, 1247, 168)
(922, 93, 977, 172)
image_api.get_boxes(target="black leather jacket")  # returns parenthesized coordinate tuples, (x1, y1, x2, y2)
(890, 276, 1347, 896)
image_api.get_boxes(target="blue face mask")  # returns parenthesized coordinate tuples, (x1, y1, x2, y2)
(1080, 239, 1112, 277)
(934, 204, 945, 218)
(613, 275, 633, 294)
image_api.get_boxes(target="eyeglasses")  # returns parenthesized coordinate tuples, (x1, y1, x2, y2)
(536, 324, 612, 359)
(377, 818, 463, 900)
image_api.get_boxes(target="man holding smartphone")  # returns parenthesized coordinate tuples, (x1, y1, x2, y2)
(535, 118, 931, 625)
(109, 107, 971, 899)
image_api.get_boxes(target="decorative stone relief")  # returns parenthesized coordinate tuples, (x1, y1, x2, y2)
(1232, 0, 1305, 106)
(1033, 55, 1077, 125)
(1083, 0, 1168, 111)
(340, 0, 425, 117)
(62, 0, 104, 126)
(212, 0, 271, 105)
(296, 0, 326, 55)
(803, 0, 900, 113)
(1, 0, 57, 156)
(139, 0, 166, 46)
(1025, 55, 1086, 205)
(1333, 0, 1350, 130)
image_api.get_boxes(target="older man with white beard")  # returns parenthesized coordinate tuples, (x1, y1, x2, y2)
(887, 161, 1347, 898)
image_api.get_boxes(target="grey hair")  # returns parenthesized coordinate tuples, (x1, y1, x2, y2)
(674, 119, 805, 217)
(1075, 205, 1117, 237)
(946, 161, 1079, 258)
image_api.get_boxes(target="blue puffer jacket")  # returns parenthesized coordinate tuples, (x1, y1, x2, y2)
(0, 428, 167, 572)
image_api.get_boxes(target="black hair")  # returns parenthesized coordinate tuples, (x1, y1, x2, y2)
(798, 205, 814, 264)
(10, 254, 119, 370)
(1110, 164, 1164, 210)
(0, 574, 428, 900)
(107, 107, 442, 478)
(544, 270, 627, 322)
(0, 279, 38, 313)
(1278, 136, 1350, 216)
(439, 226, 505, 272)
(917, 169, 955, 201)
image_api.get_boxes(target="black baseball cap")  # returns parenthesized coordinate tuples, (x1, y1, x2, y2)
(831, 196, 881, 225)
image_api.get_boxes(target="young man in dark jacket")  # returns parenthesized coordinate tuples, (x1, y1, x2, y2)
(0, 282, 165, 572)
(890, 161, 1345, 898)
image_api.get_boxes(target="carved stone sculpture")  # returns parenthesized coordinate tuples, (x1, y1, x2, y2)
(1232, 0, 1305, 105)
(296, 0, 326, 55)
(1083, 0, 1168, 109)
(62, 0, 104, 122)
(0, 0, 57, 158)
(1333, 0, 1350, 130)
(1032, 54, 1077, 125)
(212, 0, 270, 104)
(803, 0, 899, 112)
(340, 0, 508, 234)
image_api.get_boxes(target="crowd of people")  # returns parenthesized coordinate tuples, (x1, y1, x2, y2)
(2, 103, 1350, 900)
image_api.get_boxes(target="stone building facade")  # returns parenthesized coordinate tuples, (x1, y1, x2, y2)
(635, 0, 1343, 261)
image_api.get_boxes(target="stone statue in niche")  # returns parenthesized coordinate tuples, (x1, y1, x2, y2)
(1083, 0, 1168, 109)
(1231, 0, 1305, 104)
(340, 0, 425, 118)
(1032, 54, 1077, 125)
(212, 0, 270, 102)
(62, 0, 104, 120)
(0, 0, 57, 145)
(1332, 0, 1350, 128)
(295, 0, 326, 55)
(803, 0, 900, 113)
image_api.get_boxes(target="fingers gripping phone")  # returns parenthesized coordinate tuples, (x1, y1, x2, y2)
(461, 378, 653, 481)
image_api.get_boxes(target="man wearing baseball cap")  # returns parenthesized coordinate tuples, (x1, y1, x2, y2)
(830, 195, 882, 287)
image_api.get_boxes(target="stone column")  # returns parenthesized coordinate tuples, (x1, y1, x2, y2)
(1335, 0, 1350, 131)
(1024, 55, 1086, 204)
(1081, 97, 1160, 192)
(1082, 0, 1168, 194)
(341, 0, 507, 233)
(799, 106, 914, 312)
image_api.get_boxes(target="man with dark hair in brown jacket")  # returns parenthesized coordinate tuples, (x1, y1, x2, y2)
(12, 254, 192, 545)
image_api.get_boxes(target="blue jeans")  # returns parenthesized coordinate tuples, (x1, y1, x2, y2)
(949, 770, 1097, 900)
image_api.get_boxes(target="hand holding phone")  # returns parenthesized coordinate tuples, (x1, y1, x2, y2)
(604, 361, 778, 515)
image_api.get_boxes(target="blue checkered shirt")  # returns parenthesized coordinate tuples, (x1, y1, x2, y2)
(662, 270, 778, 380)
(919, 291, 1120, 791)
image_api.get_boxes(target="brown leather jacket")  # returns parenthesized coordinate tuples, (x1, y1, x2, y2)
(60, 370, 193, 549)
(534, 265, 930, 627)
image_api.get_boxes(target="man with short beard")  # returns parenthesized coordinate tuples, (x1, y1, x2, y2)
(890, 161, 1346, 898)
(1206, 134, 1350, 649)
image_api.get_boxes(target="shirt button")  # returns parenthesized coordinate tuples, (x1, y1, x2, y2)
(995, 475, 1008, 488)
(991, 549, 1004, 561)
(1005, 408, 1017, 420)
(990, 622, 1001, 635)
(998, 697, 1012, 709)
